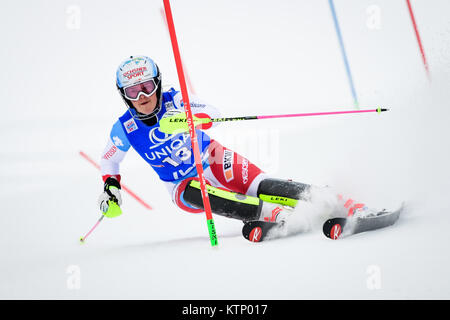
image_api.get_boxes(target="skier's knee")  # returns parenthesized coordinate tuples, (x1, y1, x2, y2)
(173, 177, 205, 213)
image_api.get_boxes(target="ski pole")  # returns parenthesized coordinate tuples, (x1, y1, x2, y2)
(211, 107, 388, 123)
(159, 107, 389, 134)
(79, 215, 105, 244)
(79, 201, 122, 243)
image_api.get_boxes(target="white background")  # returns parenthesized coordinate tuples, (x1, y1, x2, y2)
(1, 0, 450, 299)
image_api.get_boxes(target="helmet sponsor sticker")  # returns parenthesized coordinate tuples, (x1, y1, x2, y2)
(122, 66, 148, 80)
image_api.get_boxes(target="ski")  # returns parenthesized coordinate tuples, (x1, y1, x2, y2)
(242, 220, 286, 242)
(323, 204, 404, 240)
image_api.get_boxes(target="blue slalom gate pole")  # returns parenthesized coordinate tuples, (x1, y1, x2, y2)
(328, 0, 359, 108)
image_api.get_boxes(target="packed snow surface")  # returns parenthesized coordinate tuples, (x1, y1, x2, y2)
(1, 0, 450, 299)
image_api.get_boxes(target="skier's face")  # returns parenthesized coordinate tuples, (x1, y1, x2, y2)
(131, 91, 158, 115)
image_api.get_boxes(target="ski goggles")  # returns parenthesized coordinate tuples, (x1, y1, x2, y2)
(123, 79, 158, 101)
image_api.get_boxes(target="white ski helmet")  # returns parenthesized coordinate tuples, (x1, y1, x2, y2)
(116, 56, 162, 124)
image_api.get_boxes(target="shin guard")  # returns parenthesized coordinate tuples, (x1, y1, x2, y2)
(257, 178, 310, 207)
(183, 180, 262, 221)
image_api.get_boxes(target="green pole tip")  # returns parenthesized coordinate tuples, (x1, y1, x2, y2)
(79, 237, 85, 244)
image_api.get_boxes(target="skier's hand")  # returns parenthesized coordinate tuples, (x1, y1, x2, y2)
(98, 177, 123, 218)
(159, 109, 212, 134)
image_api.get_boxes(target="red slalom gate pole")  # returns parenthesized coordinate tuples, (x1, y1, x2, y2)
(163, 0, 218, 247)
(160, 7, 197, 95)
(406, 0, 430, 80)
